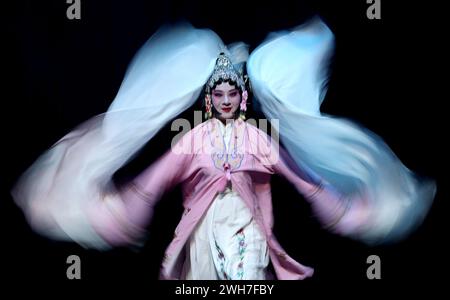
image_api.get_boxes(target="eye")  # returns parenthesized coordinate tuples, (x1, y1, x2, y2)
(213, 92, 223, 97)
(229, 92, 238, 97)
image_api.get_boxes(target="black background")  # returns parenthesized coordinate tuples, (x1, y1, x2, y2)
(2, 0, 447, 294)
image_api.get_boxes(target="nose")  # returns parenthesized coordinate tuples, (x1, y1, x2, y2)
(223, 95, 230, 104)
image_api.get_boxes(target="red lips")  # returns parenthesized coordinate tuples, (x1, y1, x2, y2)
(221, 107, 232, 113)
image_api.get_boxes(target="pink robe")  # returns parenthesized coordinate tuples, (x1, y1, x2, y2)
(89, 118, 369, 280)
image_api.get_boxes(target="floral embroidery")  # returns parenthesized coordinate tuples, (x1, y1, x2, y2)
(215, 241, 230, 280)
(236, 228, 247, 279)
(213, 229, 247, 280)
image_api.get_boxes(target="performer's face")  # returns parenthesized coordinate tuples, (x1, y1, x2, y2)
(211, 82, 241, 121)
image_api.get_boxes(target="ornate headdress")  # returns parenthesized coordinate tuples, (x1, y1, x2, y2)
(205, 53, 246, 94)
(204, 53, 248, 119)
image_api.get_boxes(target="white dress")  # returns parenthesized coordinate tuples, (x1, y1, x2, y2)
(181, 120, 270, 280)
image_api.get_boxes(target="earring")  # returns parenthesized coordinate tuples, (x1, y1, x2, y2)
(239, 90, 248, 120)
(205, 94, 212, 119)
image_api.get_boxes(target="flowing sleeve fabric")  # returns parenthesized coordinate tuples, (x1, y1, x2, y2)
(247, 17, 436, 244)
(275, 143, 374, 238)
(11, 24, 223, 249)
(87, 132, 195, 248)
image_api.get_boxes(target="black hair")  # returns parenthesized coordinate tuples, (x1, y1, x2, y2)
(211, 78, 241, 93)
